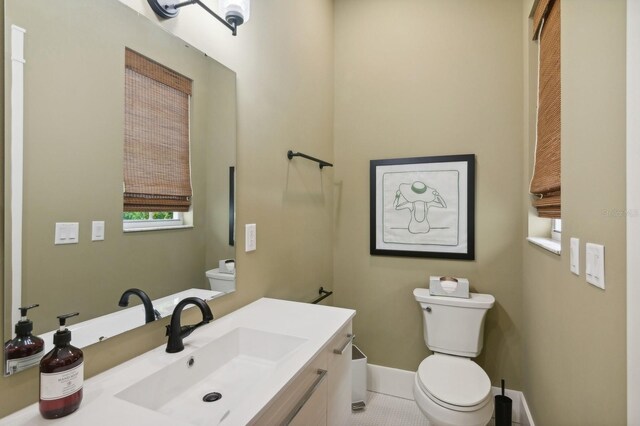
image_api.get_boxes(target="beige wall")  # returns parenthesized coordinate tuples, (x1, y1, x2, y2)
(333, 0, 525, 388)
(0, 0, 630, 421)
(521, 0, 627, 424)
(0, 0, 335, 416)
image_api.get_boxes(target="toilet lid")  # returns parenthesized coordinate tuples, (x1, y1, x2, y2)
(417, 354, 491, 409)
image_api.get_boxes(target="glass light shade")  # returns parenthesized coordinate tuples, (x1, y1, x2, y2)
(218, 0, 251, 24)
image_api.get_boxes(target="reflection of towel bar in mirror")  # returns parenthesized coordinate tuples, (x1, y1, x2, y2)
(287, 150, 333, 169)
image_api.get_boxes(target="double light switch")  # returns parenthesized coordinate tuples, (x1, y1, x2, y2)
(585, 243, 605, 290)
(54, 222, 79, 245)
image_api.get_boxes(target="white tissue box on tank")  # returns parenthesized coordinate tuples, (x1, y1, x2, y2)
(429, 276, 469, 298)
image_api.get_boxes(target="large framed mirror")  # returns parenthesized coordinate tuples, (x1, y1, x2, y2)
(3, 0, 237, 375)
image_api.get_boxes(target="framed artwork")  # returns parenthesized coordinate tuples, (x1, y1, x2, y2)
(370, 154, 475, 260)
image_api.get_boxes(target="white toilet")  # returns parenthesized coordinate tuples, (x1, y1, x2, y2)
(413, 288, 495, 426)
(205, 268, 236, 293)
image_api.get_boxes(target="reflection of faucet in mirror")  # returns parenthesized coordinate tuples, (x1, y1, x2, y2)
(165, 298, 214, 353)
(118, 289, 161, 324)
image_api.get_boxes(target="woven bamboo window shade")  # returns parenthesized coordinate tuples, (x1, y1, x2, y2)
(530, 0, 561, 218)
(124, 48, 193, 212)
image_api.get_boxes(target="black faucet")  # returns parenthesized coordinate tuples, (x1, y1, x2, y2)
(165, 297, 214, 353)
(118, 288, 161, 324)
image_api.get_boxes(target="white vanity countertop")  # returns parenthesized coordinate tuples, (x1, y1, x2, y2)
(1, 298, 355, 426)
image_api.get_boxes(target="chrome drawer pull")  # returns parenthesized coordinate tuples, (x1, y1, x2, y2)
(283, 369, 328, 425)
(333, 333, 354, 355)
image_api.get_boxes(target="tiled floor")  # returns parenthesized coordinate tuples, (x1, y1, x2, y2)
(351, 392, 428, 426)
(350, 392, 499, 426)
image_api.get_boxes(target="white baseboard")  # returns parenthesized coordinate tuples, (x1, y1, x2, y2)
(366, 364, 416, 400)
(518, 391, 535, 426)
(366, 363, 534, 426)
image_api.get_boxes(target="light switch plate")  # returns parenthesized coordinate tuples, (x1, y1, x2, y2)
(92, 221, 105, 241)
(55, 222, 79, 245)
(245, 224, 256, 252)
(585, 243, 605, 289)
(570, 237, 580, 275)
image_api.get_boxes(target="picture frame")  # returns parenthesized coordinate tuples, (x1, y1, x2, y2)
(370, 154, 475, 260)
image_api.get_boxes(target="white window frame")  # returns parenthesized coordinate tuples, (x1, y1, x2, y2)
(551, 218, 562, 241)
(527, 217, 562, 255)
(123, 211, 191, 232)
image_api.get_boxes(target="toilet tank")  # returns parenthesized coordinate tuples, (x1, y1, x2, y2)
(206, 268, 236, 294)
(413, 288, 495, 358)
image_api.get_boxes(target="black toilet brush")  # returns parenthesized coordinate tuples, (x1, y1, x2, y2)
(494, 379, 512, 426)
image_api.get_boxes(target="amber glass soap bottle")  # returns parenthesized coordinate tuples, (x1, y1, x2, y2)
(4, 304, 44, 375)
(39, 313, 83, 419)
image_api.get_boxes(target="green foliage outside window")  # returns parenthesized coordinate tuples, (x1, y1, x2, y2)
(122, 212, 175, 220)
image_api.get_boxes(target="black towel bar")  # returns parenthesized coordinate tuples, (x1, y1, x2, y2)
(311, 287, 333, 304)
(287, 150, 333, 169)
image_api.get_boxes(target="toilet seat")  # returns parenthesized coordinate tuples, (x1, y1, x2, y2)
(416, 354, 491, 412)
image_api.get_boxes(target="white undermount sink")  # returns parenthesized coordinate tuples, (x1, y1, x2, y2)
(115, 327, 308, 425)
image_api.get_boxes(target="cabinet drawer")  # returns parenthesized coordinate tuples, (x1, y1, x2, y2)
(249, 320, 353, 426)
(250, 350, 328, 425)
(289, 370, 327, 426)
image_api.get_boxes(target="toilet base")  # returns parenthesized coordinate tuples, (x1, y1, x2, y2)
(413, 374, 493, 426)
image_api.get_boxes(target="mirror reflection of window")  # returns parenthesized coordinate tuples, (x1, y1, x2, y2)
(122, 48, 193, 231)
(122, 212, 184, 230)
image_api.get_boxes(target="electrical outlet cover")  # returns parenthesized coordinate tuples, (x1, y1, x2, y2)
(245, 224, 256, 252)
(570, 238, 580, 275)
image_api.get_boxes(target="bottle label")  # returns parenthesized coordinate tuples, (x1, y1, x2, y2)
(40, 362, 84, 400)
(5, 350, 44, 375)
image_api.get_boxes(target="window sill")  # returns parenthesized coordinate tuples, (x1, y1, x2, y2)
(527, 237, 561, 255)
(123, 225, 193, 233)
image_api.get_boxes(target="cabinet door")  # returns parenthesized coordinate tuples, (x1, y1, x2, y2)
(327, 321, 353, 426)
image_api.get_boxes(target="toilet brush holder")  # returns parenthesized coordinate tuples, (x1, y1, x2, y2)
(494, 379, 512, 426)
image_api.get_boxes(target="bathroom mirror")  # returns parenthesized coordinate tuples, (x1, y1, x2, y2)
(3, 0, 237, 373)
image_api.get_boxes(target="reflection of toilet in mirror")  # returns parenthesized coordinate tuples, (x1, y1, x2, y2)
(206, 260, 236, 293)
(413, 288, 495, 426)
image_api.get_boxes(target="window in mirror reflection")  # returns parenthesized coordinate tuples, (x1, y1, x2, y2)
(123, 212, 185, 230)
(123, 48, 193, 231)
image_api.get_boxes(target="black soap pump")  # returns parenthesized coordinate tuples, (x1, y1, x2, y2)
(39, 312, 84, 419)
(4, 304, 45, 375)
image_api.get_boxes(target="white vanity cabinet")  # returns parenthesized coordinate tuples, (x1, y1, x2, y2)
(251, 321, 353, 426)
(1, 299, 355, 426)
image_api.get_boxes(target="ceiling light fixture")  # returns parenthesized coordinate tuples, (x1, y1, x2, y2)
(147, 0, 250, 36)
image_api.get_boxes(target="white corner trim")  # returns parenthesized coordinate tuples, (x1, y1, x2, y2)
(10, 25, 26, 332)
(627, 0, 640, 423)
(366, 363, 535, 425)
